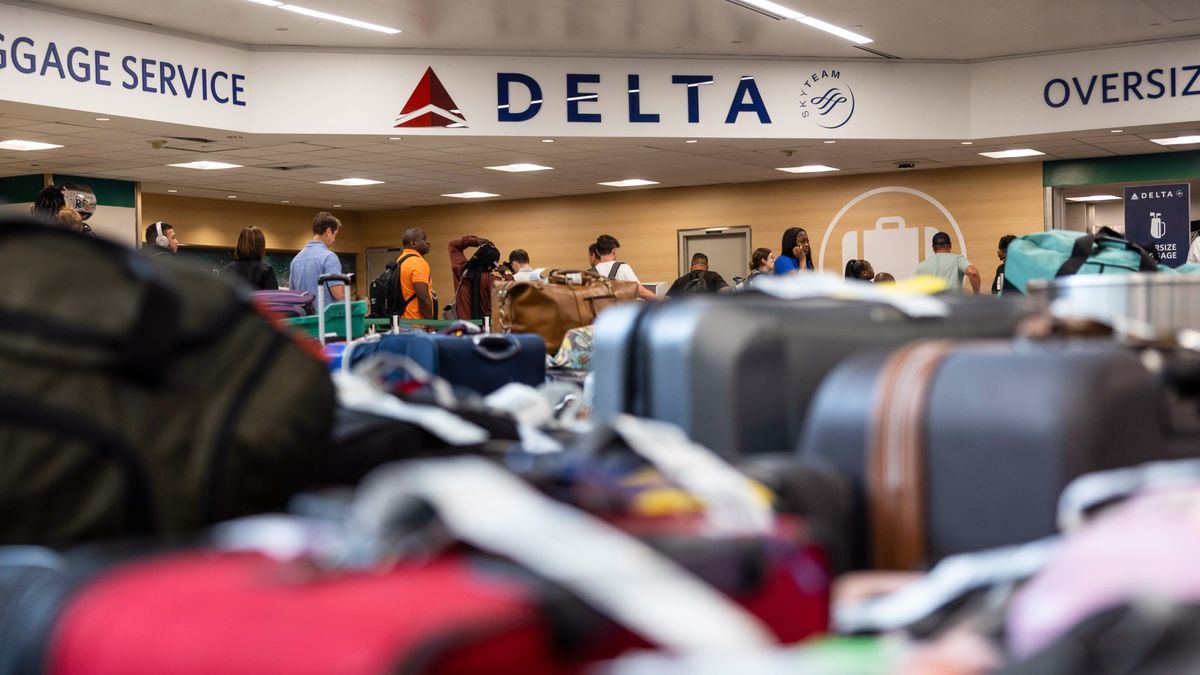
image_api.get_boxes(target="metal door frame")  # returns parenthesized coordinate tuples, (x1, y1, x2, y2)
(676, 226, 753, 277)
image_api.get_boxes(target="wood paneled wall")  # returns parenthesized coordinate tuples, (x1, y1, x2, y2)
(358, 163, 1044, 296)
(139, 195, 366, 283)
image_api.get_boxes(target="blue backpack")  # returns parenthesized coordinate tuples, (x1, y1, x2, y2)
(1004, 227, 1160, 294)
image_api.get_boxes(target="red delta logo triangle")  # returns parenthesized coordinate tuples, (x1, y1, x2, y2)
(395, 67, 467, 128)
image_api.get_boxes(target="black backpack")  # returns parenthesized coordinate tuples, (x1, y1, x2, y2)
(368, 254, 417, 317)
(0, 217, 335, 546)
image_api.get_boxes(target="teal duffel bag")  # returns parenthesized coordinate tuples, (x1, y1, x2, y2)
(1004, 227, 1161, 294)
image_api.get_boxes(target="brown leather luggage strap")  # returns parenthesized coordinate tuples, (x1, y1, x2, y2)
(867, 339, 956, 570)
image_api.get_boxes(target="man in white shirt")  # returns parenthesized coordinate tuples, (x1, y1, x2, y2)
(593, 234, 659, 301)
(507, 248, 544, 282)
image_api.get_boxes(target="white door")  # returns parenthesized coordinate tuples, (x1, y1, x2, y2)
(678, 227, 752, 286)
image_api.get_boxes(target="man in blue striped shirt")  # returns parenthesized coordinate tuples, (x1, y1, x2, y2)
(289, 212, 344, 307)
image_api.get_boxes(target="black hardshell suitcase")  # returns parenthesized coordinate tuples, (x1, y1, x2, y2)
(591, 293, 1032, 458)
(798, 338, 1178, 570)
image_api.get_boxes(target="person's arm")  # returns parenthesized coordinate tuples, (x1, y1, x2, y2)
(637, 285, 660, 301)
(324, 254, 346, 301)
(448, 236, 477, 278)
(714, 275, 731, 294)
(264, 265, 279, 290)
(965, 265, 981, 294)
(414, 282, 434, 319)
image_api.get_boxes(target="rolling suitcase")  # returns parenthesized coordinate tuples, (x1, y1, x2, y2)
(797, 338, 1178, 570)
(592, 290, 1032, 458)
(346, 330, 545, 396)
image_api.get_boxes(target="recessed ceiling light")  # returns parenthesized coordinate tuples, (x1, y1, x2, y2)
(1151, 135, 1200, 146)
(333, 204, 342, 208)
(485, 163, 554, 173)
(1066, 195, 1122, 203)
(281, 200, 290, 203)
(1110, 129, 1124, 133)
(598, 179, 659, 187)
(319, 178, 385, 186)
(0, 140, 63, 151)
(167, 189, 178, 193)
(776, 165, 839, 173)
(442, 191, 500, 199)
(541, 139, 555, 143)
(226, 195, 238, 199)
(168, 160, 243, 170)
(796, 16, 873, 44)
(387, 137, 403, 141)
(685, 139, 699, 144)
(823, 140, 836, 144)
(978, 149, 1045, 159)
(94, 117, 110, 122)
(960, 141, 974, 145)
(271, 3, 401, 34)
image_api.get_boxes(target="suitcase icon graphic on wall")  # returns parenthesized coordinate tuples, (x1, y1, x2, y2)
(841, 217, 939, 280)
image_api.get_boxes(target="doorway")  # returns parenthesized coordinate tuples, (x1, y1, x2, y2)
(677, 226, 752, 286)
(366, 247, 404, 287)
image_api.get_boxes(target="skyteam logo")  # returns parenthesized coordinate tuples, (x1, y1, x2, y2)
(799, 68, 855, 130)
(395, 67, 467, 128)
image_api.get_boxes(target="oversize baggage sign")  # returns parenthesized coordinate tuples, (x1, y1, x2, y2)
(1125, 183, 1190, 268)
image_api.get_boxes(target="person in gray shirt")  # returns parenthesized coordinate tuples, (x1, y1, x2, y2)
(915, 231, 981, 294)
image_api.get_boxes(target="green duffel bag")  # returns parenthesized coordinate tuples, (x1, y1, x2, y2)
(1004, 227, 1161, 295)
(0, 217, 335, 546)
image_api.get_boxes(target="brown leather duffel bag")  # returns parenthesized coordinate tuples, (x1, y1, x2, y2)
(493, 270, 640, 353)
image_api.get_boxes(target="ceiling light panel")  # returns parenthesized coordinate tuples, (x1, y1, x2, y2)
(0, 140, 62, 151)
(167, 161, 243, 170)
(485, 163, 554, 173)
(244, 1, 401, 34)
(319, 178, 385, 186)
(1065, 195, 1122, 202)
(725, 0, 804, 20)
(795, 16, 873, 44)
(443, 191, 499, 199)
(776, 165, 839, 173)
(1151, 135, 1200, 146)
(978, 149, 1045, 159)
(598, 179, 659, 187)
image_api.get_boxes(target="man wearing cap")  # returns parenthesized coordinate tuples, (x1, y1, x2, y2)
(916, 231, 981, 294)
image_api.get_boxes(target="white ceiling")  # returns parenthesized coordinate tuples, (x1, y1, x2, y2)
(3, 0, 1199, 210)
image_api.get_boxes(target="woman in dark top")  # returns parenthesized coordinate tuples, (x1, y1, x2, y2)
(222, 226, 279, 290)
(844, 258, 874, 281)
(742, 247, 775, 287)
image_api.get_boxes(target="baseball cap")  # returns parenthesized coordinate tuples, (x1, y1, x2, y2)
(932, 232, 951, 248)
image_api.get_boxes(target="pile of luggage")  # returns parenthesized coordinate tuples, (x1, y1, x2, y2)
(4, 214, 1200, 673)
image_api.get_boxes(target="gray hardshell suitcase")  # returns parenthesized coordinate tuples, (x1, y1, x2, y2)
(798, 338, 1177, 570)
(592, 293, 1032, 458)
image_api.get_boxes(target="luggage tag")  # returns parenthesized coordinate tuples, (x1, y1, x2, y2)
(350, 456, 777, 653)
(752, 274, 950, 319)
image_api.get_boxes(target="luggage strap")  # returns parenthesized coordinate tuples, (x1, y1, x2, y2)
(867, 340, 956, 570)
(349, 456, 777, 652)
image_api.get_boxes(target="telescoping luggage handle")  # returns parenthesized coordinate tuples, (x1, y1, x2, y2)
(348, 456, 777, 653)
(317, 273, 353, 345)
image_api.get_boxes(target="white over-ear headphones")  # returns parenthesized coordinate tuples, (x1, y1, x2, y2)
(154, 221, 168, 248)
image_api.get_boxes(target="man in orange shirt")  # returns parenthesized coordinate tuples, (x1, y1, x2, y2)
(398, 228, 435, 320)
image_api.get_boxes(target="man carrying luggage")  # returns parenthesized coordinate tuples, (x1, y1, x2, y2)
(399, 228, 435, 320)
(916, 231, 981, 294)
(289, 212, 344, 307)
(593, 234, 659, 301)
(666, 252, 730, 297)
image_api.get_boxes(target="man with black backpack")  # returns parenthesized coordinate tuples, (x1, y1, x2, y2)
(665, 252, 729, 298)
(593, 234, 659, 302)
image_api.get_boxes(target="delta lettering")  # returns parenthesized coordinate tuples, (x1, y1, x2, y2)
(496, 73, 771, 124)
(1043, 64, 1200, 108)
(0, 33, 247, 106)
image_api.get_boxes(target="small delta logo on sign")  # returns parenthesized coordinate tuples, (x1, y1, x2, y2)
(395, 67, 467, 128)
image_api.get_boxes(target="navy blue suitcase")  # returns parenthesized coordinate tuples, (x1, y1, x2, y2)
(347, 332, 545, 395)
